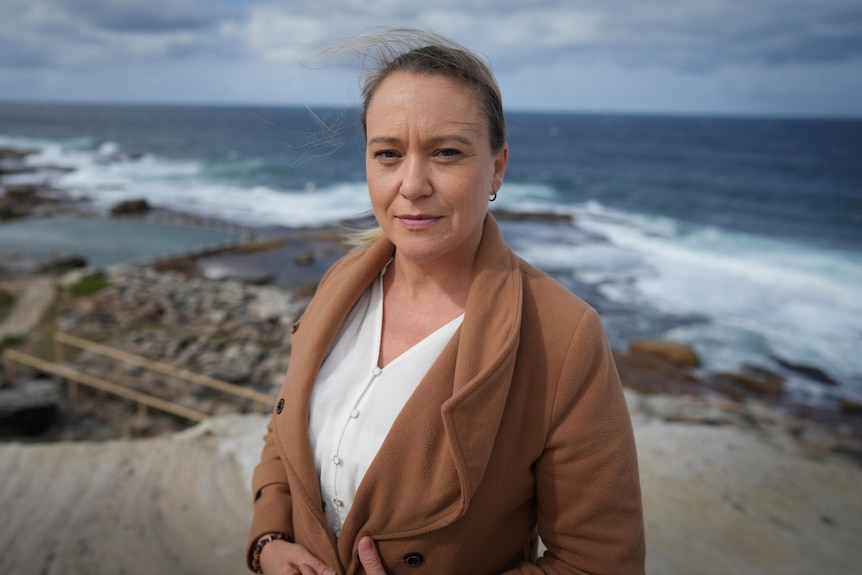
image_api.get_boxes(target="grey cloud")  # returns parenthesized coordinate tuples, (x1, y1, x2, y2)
(308, 0, 862, 74)
(2, 0, 861, 76)
(59, 0, 236, 33)
(0, 0, 247, 70)
(583, 1, 862, 70)
(398, 1, 862, 73)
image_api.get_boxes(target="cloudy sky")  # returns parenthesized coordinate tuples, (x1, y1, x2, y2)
(1, 0, 861, 117)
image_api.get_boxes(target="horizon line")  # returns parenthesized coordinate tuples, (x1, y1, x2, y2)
(1, 97, 860, 122)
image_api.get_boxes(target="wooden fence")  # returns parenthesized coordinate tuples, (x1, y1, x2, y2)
(3, 348, 208, 423)
(3, 331, 276, 423)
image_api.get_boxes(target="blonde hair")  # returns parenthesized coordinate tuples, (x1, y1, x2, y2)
(343, 224, 387, 248)
(346, 27, 506, 153)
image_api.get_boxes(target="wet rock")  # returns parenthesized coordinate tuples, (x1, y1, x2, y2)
(700, 373, 748, 402)
(0, 185, 61, 220)
(0, 146, 38, 161)
(490, 207, 572, 223)
(628, 338, 701, 368)
(841, 395, 862, 414)
(5, 185, 44, 200)
(715, 364, 784, 397)
(40, 255, 88, 274)
(0, 379, 61, 435)
(773, 356, 840, 386)
(613, 350, 701, 395)
(110, 199, 151, 215)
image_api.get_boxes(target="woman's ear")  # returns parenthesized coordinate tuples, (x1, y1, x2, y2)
(492, 143, 509, 191)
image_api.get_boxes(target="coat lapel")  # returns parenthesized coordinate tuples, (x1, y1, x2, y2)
(444, 215, 523, 497)
(337, 216, 523, 561)
(275, 238, 397, 549)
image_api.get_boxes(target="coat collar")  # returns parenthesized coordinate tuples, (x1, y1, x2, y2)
(278, 214, 523, 565)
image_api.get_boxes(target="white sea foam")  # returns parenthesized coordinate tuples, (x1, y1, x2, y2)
(500, 198, 862, 391)
(569, 201, 862, 389)
(3, 136, 373, 227)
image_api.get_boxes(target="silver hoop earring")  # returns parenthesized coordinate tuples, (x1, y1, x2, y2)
(489, 191, 497, 202)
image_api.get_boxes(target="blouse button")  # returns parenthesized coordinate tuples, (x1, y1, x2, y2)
(403, 552, 424, 566)
(372, 366, 382, 376)
(350, 409, 360, 418)
(275, 398, 284, 414)
(332, 455, 342, 465)
(333, 497, 343, 507)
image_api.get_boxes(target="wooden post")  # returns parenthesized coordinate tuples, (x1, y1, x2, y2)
(3, 355, 16, 384)
(54, 339, 65, 363)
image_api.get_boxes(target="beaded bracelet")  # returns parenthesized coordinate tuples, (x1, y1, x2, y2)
(250, 532, 289, 574)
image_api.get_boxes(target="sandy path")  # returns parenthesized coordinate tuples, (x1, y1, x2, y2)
(0, 276, 56, 340)
(636, 416, 862, 574)
(1, 406, 861, 574)
(0, 415, 261, 575)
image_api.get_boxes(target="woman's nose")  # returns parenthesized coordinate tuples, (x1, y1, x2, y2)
(399, 156, 432, 200)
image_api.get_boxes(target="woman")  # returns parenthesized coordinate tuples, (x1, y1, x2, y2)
(247, 29, 645, 575)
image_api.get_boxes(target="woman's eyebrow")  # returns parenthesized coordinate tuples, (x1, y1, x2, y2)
(424, 134, 474, 147)
(366, 134, 475, 147)
(366, 136, 400, 147)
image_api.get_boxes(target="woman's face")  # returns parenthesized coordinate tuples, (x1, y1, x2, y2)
(365, 72, 508, 269)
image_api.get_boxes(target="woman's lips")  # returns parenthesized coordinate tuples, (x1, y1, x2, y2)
(397, 215, 441, 231)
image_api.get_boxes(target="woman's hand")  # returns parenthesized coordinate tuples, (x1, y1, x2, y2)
(358, 537, 389, 575)
(259, 539, 336, 575)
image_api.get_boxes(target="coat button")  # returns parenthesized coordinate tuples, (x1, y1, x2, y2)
(276, 398, 284, 414)
(291, 321, 300, 333)
(403, 552, 424, 566)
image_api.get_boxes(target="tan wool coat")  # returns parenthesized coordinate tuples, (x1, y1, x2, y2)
(248, 215, 645, 574)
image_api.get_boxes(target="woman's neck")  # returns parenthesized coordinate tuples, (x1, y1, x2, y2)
(383, 252, 474, 313)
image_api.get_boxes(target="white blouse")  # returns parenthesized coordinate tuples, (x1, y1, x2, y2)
(307, 264, 463, 538)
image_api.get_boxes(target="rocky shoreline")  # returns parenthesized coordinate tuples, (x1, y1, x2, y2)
(1, 145, 861, 454)
(1, 259, 858, 461)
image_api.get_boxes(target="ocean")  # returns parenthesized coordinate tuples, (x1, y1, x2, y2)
(1, 102, 861, 403)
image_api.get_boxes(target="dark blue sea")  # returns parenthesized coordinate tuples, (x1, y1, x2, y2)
(1, 103, 861, 401)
